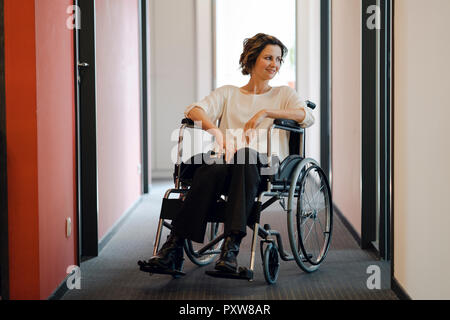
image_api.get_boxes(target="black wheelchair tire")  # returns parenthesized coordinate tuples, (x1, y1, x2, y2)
(262, 243, 280, 285)
(297, 165, 333, 266)
(287, 158, 333, 273)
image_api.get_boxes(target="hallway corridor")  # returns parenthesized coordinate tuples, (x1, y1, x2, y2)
(61, 180, 398, 300)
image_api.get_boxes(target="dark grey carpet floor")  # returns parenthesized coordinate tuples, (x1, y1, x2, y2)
(62, 180, 398, 300)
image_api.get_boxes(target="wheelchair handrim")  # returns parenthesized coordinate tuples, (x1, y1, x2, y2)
(287, 158, 323, 273)
(297, 164, 333, 266)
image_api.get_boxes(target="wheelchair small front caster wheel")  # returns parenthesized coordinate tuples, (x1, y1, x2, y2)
(263, 243, 280, 285)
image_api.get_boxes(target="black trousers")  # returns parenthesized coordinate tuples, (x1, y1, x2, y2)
(172, 148, 265, 243)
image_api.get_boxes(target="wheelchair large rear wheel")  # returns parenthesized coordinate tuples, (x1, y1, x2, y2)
(184, 222, 224, 266)
(287, 159, 333, 273)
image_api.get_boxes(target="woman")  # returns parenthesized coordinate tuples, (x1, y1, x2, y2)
(144, 33, 315, 274)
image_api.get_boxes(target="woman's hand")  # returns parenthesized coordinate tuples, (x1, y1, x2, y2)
(209, 128, 236, 162)
(243, 110, 267, 144)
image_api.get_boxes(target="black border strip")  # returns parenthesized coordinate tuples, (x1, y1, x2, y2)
(0, 0, 10, 301)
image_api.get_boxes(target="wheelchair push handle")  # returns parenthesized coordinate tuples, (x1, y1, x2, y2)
(181, 118, 195, 126)
(306, 100, 316, 110)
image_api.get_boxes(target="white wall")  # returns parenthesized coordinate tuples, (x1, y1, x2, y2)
(297, 0, 321, 162)
(394, 0, 450, 299)
(195, 0, 213, 101)
(150, 0, 212, 178)
(150, 0, 196, 177)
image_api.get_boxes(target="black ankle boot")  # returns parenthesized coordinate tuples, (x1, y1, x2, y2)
(215, 232, 242, 273)
(146, 233, 185, 271)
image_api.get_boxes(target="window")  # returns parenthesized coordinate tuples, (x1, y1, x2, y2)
(215, 0, 296, 89)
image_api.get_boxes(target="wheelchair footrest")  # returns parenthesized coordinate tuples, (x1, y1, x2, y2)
(205, 267, 254, 281)
(138, 260, 186, 277)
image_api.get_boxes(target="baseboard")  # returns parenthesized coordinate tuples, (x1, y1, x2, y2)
(391, 277, 412, 300)
(48, 196, 143, 300)
(48, 274, 71, 300)
(333, 204, 361, 246)
(98, 196, 143, 252)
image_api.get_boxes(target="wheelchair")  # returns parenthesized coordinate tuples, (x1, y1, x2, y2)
(139, 101, 333, 285)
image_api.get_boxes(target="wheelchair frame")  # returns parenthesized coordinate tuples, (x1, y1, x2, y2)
(148, 101, 333, 284)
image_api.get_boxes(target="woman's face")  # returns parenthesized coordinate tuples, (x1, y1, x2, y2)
(251, 44, 282, 81)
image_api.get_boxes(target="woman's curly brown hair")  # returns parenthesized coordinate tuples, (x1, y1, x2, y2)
(239, 33, 288, 76)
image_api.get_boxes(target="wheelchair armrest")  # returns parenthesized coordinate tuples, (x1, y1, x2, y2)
(273, 119, 304, 133)
(272, 100, 315, 133)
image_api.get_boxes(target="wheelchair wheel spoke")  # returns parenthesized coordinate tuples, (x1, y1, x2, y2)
(313, 221, 323, 259)
(309, 173, 324, 204)
(311, 184, 325, 209)
(304, 219, 316, 243)
(302, 188, 314, 212)
(300, 190, 315, 219)
(303, 171, 325, 214)
(316, 212, 326, 235)
(300, 211, 313, 227)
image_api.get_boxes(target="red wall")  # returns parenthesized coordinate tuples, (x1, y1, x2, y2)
(35, 0, 77, 299)
(4, 0, 40, 299)
(4, 0, 144, 299)
(95, 0, 142, 240)
(4, 0, 76, 299)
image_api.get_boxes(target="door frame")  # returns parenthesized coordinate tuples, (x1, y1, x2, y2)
(320, 0, 332, 184)
(361, 0, 392, 261)
(378, 0, 392, 261)
(74, 0, 150, 260)
(361, 0, 378, 251)
(138, 0, 149, 194)
(74, 0, 99, 260)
